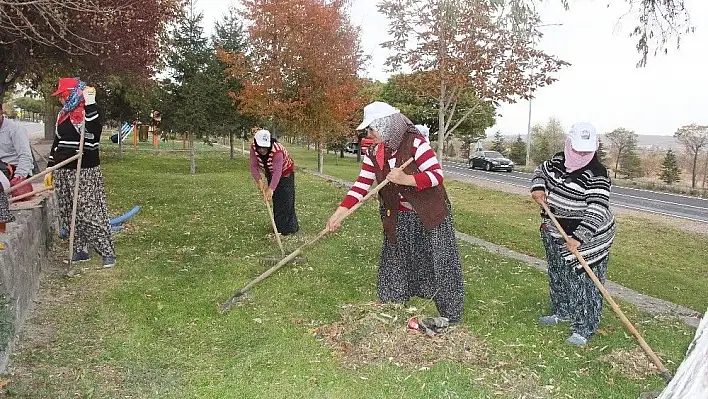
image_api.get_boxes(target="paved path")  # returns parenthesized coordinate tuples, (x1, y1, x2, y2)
(300, 167, 703, 329)
(444, 161, 708, 224)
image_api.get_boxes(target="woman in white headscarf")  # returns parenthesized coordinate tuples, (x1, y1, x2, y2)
(530, 122, 615, 346)
(327, 102, 465, 323)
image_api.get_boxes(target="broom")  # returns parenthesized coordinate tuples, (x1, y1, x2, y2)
(219, 157, 415, 313)
(541, 202, 672, 383)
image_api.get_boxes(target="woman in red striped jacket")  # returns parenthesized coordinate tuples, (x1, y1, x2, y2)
(326, 102, 465, 324)
(249, 129, 299, 235)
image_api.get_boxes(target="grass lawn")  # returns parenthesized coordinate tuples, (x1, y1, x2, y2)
(2, 150, 695, 398)
(286, 145, 708, 313)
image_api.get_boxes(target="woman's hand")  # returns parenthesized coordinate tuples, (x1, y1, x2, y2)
(263, 187, 273, 203)
(256, 179, 267, 194)
(327, 206, 348, 232)
(565, 237, 581, 252)
(386, 167, 415, 186)
(531, 190, 547, 205)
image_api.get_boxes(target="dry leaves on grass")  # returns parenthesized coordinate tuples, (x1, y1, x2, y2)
(601, 347, 659, 380)
(310, 302, 489, 369)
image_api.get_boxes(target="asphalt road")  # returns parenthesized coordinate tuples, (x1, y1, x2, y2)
(444, 160, 708, 224)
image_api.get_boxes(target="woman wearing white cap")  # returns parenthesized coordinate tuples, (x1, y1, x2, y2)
(249, 129, 299, 235)
(326, 102, 465, 323)
(530, 122, 615, 346)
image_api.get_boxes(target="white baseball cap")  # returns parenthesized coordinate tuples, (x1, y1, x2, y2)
(568, 123, 598, 152)
(415, 124, 430, 139)
(254, 129, 271, 147)
(356, 101, 400, 130)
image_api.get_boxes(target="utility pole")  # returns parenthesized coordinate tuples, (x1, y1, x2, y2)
(525, 23, 563, 167)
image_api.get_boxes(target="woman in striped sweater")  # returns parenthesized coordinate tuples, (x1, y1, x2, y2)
(327, 102, 464, 323)
(250, 129, 299, 235)
(531, 123, 615, 346)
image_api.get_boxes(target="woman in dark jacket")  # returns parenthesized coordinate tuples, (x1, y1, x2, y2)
(48, 78, 116, 268)
(531, 122, 615, 346)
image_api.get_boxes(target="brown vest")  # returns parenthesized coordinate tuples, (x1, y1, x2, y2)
(368, 133, 449, 242)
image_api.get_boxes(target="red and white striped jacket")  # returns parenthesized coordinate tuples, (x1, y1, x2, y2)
(340, 134, 443, 211)
(251, 142, 294, 176)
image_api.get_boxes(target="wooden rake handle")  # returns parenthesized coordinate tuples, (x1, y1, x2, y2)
(9, 185, 53, 203)
(264, 198, 285, 257)
(219, 157, 415, 313)
(540, 202, 672, 382)
(4, 153, 81, 194)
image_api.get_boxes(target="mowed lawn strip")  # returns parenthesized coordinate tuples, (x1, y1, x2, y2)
(3, 151, 694, 398)
(287, 145, 708, 312)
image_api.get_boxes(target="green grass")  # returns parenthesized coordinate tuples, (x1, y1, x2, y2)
(286, 145, 708, 312)
(2, 150, 696, 398)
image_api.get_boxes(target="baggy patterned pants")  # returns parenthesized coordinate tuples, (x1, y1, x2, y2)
(541, 229, 609, 338)
(378, 202, 465, 323)
(54, 166, 115, 257)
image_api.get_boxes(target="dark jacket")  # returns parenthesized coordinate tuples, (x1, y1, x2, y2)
(48, 104, 102, 169)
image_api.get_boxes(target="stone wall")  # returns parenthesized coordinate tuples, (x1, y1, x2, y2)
(0, 196, 55, 371)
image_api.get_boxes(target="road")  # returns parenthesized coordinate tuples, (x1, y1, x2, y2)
(444, 160, 708, 224)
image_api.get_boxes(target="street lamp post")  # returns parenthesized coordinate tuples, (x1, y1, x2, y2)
(525, 23, 563, 167)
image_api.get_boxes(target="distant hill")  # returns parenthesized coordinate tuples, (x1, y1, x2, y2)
(491, 134, 679, 151)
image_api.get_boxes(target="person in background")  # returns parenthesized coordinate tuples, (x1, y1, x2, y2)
(530, 122, 615, 346)
(249, 129, 299, 235)
(0, 111, 35, 201)
(327, 102, 465, 323)
(47, 77, 116, 268)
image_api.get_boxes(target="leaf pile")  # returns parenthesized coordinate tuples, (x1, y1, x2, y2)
(601, 347, 659, 380)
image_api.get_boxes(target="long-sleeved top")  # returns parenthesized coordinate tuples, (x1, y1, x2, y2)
(249, 141, 294, 191)
(0, 117, 34, 177)
(341, 135, 443, 211)
(531, 152, 615, 267)
(48, 104, 102, 169)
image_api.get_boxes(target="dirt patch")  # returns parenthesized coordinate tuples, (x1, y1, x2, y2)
(600, 347, 659, 380)
(311, 302, 489, 369)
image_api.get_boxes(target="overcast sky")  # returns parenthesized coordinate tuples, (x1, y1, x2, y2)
(198, 0, 707, 137)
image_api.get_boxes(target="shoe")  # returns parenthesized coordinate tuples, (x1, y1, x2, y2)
(71, 250, 91, 262)
(566, 333, 588, 346)
(539, 314, 569, 326)
(102, 256, 116, 268)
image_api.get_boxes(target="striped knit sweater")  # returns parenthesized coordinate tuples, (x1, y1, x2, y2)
(48, 103, 102, 169)
(531, 152, 615, 267)
(341, 135, 442, 211)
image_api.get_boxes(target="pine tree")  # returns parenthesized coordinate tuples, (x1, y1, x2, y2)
(508, 135, 527, 165)
(659, 149, 681, 184)
(597, 138, 607, 165)
(619, 149, 643, 179)
(490, 131, 506, 154)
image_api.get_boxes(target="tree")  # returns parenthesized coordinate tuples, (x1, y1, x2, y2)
(659, 149, 681, 185)
(379, 0, 568, 165)
(619, 149, 643, 179)
(228, 0, 364, 174)
(159, 0, 213, 174)
(508, 135, 528, 166)
(605, 128, 638, 178)
(530, 117, 565, 165)
(597, 138, 608, 165)
(490, 131, 507, 154)
(0, 0, 180, 138)
(674, 124, 708, 189)
(502, 1, 694, 68)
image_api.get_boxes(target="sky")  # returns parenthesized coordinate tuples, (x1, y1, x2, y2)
(198, 0, 708, 137)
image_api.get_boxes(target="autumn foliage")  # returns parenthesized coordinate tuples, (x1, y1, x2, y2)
(224, 0, 364, 148)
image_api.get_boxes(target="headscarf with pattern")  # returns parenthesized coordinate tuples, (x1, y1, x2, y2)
(56, 78, 87, 125)
(368, 113, 416, 168)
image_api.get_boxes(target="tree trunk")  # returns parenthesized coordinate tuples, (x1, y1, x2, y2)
(691, 151, 699, 189)
(241, 137, 245, 157)
(701, 152, 708, 189)
(438, 85, 446, 167)
(118, 126, 123, 160)
(189, 133, 196, 175)
(43, 98, 60, 140)
(317, 140, 324, 174)
(614, 155, 620, 179)
(229, 131, 234, 160)
(356, 135, 362, 163)
(656, 308, 708, 399)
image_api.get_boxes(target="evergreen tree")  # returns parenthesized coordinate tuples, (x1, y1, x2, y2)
(619, 149, 643, 179)
(659, 149, 681, 184)
(597, 137, 607, 165)
(508, 135, 527, 165)
(490, 131, 506, 154)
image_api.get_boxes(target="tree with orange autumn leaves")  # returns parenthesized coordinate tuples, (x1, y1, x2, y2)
(222, 0, 364, 173)
(379, 0, 569, 164)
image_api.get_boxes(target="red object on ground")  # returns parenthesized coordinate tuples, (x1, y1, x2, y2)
(407, 317, 420, 331)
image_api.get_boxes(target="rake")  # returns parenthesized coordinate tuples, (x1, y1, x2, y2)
(259, 195, 305, 265)
(219, 157, 414, 313)
(541, 202, 672, 383)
